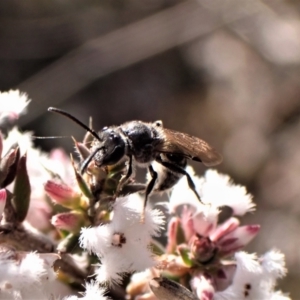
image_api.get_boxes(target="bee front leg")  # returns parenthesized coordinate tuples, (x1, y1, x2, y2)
(115, 155, 133, 198)
(155, 157, 203, 204)
(140, 165, 157, 223)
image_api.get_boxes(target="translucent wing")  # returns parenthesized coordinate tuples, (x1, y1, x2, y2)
(158, 128, 222, 166)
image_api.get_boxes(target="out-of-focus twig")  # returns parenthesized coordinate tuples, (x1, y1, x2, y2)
(18, 0, 259, 126)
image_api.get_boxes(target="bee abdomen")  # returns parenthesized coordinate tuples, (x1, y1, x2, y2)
(153, 154, 187, 192)
(155, 169, 183, 192)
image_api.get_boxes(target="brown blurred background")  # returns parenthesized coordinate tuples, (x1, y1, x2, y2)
(1, 0, 300, 297)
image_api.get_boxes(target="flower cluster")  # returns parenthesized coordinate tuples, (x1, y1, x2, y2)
(0, 90, 291, 300)
(79, 195, 165, 285)
(126, 169, 289, 300)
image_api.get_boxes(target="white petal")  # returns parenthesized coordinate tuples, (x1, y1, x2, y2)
(201, 170, 255, 215)
(260, 249, 287, 279)
(269, 291, 291, 300)
(215, 251, 289, 300)
(0, 90, 30, 120)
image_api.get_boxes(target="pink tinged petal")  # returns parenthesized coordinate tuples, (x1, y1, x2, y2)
(26, 201, 52, 231)
(202, 291, 214, 300)
(0, 131, 3, 158)
(50, 148, 69, 162)
(192, 275, 215, 300)
(210, 217, 240, 242)
(166, 217, 180, 253)
(214, 263, 237, 291)
(180, 206, 196, 241)
(192, 211, 216, 237)
(44, 180, 81, 208)
(0, 188, 6, 216)
(218, 225, 260, 256)
(51, 211, 85, 232)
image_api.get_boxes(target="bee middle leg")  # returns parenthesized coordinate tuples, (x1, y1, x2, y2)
(115, 155, 133, 198)
(155, 156, 203, 204)
(140, 165, 157, 223)
(144, 165, 158, 210)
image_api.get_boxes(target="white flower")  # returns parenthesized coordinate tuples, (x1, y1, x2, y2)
(0, 251, 59, 300)
(63, 281, 109, 300)
(3, 127, 33, 156)
(79, 194, 165, 285)
(0, 90, 30, 121)
(215, 250, 290, 300)
(169, 168, 255, 217)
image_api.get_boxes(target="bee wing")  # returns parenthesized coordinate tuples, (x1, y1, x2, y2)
(158, 128, 222, 166)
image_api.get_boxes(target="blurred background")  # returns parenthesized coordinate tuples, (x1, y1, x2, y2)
(1, 0, 300, 297)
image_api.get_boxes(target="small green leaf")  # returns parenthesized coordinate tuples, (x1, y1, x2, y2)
(150, 239, 166, 256)
(0, 146, 20, 188)
(12, 154, 31, 222)
(71, 156, 93, 199)
(176, 222, 186, 246)
(178, 245, 193, 267)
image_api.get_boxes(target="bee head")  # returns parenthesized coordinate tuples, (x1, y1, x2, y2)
(92, 127, 126, 167)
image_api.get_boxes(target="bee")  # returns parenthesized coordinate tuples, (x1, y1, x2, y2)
(48, 107, 222, 212)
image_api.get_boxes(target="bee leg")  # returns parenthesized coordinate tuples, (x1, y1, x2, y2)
(155, 158, 203, 204)
(115, 155, 133, 198)
(141, 165, 157, 222)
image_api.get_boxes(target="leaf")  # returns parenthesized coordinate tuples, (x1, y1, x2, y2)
(12, 154, 31, 222)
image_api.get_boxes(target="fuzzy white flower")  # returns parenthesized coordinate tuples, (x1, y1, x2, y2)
(79, 194, 165, 285)
(64, 281, 109, 300)
(169, 168, 255, 218)
(3, 127, 33, 156)
(0, 90, 30, 121)
(215, 250, 290, 300)
(0, 251, 59, 300)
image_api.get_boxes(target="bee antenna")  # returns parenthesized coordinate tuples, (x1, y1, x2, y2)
(48, 107, 102, 141)
(80, 146, 103, 174)
(32, 135, 70, 140)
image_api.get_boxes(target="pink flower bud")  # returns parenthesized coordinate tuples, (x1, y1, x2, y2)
(210, 217, 240, 242)
(218, 224, 260, 256)
(0, 188, 7, 217)
(190, 234, 217, 264)
(44, 180, 81, 209)
(191, 275, 215, 300)
(166, 217, 180, 253)
(0, 131, 3, 158)
(51, 211, 85, 232)
(180, 206, 196, 241)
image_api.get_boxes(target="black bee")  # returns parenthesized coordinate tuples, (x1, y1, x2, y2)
(48, 107, 222, 210)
